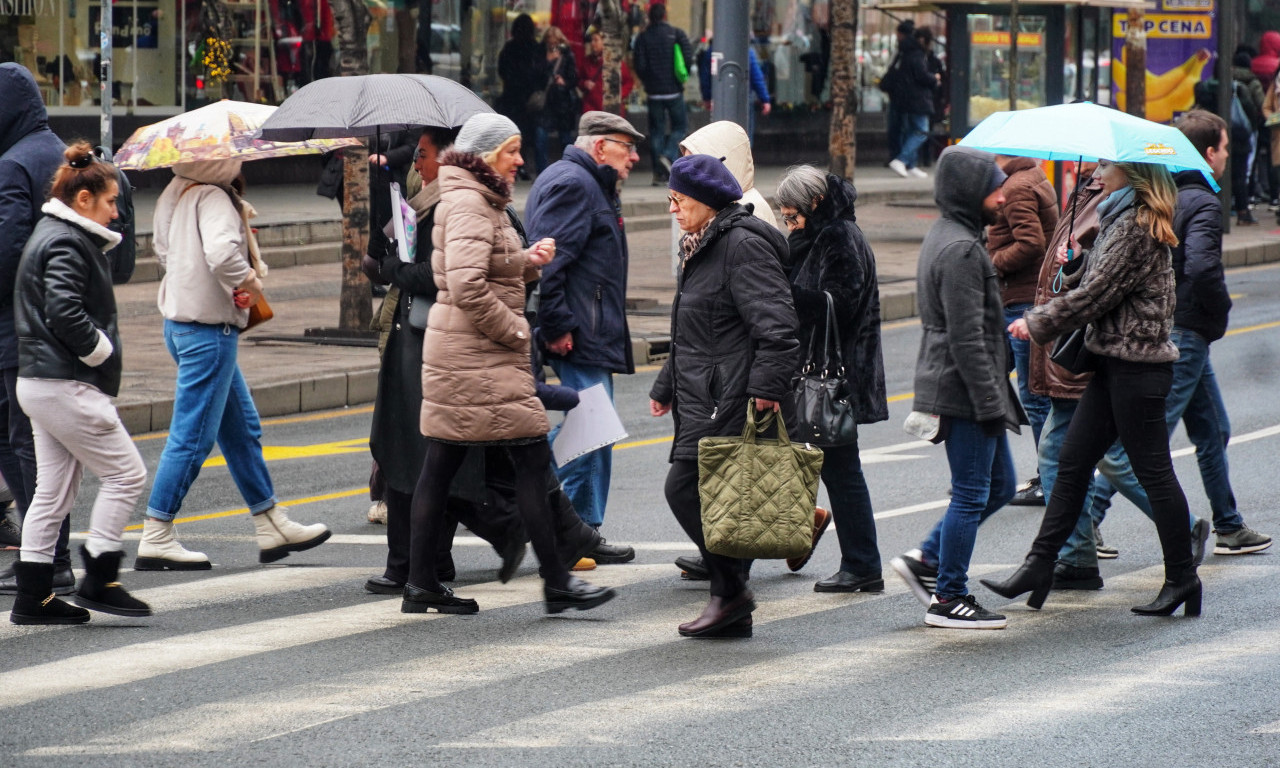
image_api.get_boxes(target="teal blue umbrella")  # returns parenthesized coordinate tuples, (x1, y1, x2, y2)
(959, 101, 1220, 191)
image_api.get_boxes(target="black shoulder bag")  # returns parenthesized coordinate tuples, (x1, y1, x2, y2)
(792, 292, 858, 447)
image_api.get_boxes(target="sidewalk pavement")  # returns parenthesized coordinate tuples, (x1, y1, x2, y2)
(113, 165, 1280, 435)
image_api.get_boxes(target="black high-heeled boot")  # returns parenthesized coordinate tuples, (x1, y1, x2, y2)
(1132, 571, 1202, 617)
(979, 555, 1055, 609)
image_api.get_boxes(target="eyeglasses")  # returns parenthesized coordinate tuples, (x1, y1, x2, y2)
(667, 194, 688, 207)
(602, 137, 638, 152)
(781, 211, 801, 225)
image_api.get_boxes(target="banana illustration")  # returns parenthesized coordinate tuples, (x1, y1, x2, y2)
(1114, 48, 1213, 122)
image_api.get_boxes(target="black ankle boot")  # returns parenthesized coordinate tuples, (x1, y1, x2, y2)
(9, 560, 89, 625)
(979, 555, 1055, 609)
(74, 546, 151, 617)
(1132, 571, 1202, 617)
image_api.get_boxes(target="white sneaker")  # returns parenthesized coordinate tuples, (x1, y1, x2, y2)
(925, 594, 1007, 629)
(135, 518, 211, 571)
(888, 159, 910, 178)
(908, 167, 929, 179)
(253, 505, 331, 563)
(367, 500, 387, 525)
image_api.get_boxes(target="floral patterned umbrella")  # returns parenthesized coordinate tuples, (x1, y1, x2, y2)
(113, 99, 360, 171)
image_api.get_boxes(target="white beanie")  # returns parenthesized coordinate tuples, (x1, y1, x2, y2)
(454, 113, 521, 157)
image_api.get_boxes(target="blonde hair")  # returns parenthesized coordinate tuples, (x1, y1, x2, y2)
(481, 134, 522, 168)
(1116, 162, 1179, 247)
(544, 26, 567, 49)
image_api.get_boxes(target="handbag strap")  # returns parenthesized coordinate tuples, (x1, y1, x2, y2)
(741, 402, 791, 447)
(803, 292, 844, 377)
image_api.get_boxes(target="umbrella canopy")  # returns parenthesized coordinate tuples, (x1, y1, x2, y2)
(958, 101, 1220, 191)
(113, 100, 359, 171)
(256, 74, 493, 141)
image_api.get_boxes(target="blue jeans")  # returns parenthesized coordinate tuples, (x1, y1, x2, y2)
(146, 320, 276, 521)
(886, 100, 902, 160)
(895, 113, 930, 169)
(821, 433, 881, 577)
(921, 418, 1016, 599)
(548, 359, 613, 528)
(533, 124, 574, 175)
(1165, 328, 1243, 533)
(1004, 303, 1052, 446)
(646, 97, 687, 172)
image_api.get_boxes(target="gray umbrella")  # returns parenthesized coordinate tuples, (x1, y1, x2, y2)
(256, 74, 493, 141)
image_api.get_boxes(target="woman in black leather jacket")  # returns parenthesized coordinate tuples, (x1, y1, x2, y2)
(8, 141, 149, 626)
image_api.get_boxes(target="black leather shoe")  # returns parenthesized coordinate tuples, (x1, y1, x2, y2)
(544, 576, 617, 614)
(364, 575, 404, 595)
(1051, 562, 1104, 590)
(979, 555, 1055, 609)
(698, 615, 752, 638)
(1006, 475, 1045, 506)
(679, 591, 756, 637)
(675, 555, 708, 580)
(0, 512, 20, 547)
(559, 527, 603, 571)
(1132, 572, 1201, 617)
(589, 536, 635, 564)
(814, 570, 885, 593)
(401, 584, 478, 614)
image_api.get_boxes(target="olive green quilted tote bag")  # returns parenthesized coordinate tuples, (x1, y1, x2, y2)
(697, 404, 824, 560)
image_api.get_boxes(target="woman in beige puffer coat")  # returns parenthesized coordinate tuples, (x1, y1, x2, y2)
(402, 113, 616, 617)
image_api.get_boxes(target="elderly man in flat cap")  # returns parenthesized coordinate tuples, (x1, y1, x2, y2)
(524, 111, 645, 566)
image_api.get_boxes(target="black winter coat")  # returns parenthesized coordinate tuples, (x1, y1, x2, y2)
(498, 37, 547, 123)
(1171, 170, 1232, 342)
(369, 201, 440, 494)
(650, 204, 800, 461)
(633, 21, 693, 97)
(15, 202, 124, 397)
(787, 175, 888, 425)
(0, 63, 67, 368)
(525, 146, 634, 374)
(888, 36, 938, 117)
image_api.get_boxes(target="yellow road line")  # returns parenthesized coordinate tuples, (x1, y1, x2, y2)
(127, 487, 371, 531)
(1224, 319, 1280, 337)
(132, 405, 375, 443)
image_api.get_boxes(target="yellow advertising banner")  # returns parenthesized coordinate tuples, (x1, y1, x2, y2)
(1112, 14, 1213, 39)
(971, 31, 1044, 46)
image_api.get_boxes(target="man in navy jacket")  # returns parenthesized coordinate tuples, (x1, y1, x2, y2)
(0, 64, 72, 591)
(525, 111, 645, 564)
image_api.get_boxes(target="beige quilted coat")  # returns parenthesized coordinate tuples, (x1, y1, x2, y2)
(419, 152, 548, 442)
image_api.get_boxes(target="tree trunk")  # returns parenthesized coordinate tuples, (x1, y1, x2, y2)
(330, 0, 373, 330)
(828, 0, 857, 180)
(1124, 10, 1147, 119)
(599, 0, 625, 115)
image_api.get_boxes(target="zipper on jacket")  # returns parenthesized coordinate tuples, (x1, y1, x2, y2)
(592, 285, 603, 334)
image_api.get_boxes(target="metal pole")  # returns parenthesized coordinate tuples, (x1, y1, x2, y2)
(1009, 0, 1019, 111)
(131, 0, 138, 112)
(710, 0, 750, 132)
(181, 0, 187, 110)
(100, 0, 112, 152)
(58, 0, 64, 107)
(1217, 0, 1235, 233)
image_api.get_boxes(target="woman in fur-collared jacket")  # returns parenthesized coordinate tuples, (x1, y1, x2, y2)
(985, 159, 1198, 619)
(9, 142, 148, 625)
(402, 113, 615, 617)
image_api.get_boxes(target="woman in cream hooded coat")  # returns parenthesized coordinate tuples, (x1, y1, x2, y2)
(137, 159, 331, 571)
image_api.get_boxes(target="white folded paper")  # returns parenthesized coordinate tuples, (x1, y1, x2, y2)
(551, 383, 628, 467)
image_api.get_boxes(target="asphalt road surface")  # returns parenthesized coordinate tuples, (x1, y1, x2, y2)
(3, 265, 1280, 766)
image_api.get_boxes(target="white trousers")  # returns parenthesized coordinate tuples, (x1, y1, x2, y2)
(17, 378, 147, 563)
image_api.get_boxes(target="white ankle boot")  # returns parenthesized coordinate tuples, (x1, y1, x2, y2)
(135, 518, 211, 571)
(253, 505, 331, 563)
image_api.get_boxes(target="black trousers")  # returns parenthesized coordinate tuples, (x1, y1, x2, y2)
(1029, 357, 1193, 577)
(665, 460, 748, 599)
(0, 366, 69, 567)
(408, 439, 568, 591)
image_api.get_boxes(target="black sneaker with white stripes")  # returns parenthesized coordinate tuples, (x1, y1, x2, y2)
(925, 594, 1007, 629)
(889, 549, 938, 608)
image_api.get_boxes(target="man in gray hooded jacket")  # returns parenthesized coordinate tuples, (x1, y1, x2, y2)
(890, 146, 1026, 630)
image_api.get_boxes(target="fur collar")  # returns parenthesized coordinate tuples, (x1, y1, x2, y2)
(440, 150, 512, 200)
(41, 198, 122, 252)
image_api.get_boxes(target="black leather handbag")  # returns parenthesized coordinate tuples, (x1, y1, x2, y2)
(792, 292, 858, 447)
(1049, 326, 1097, 374)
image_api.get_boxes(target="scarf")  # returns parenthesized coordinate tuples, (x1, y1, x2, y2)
(409, 177, 441, 222)
(1095, 185, 1136, 229)
(678, 218, 713, 269)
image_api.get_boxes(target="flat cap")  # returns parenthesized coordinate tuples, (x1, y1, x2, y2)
(578, 111, 645, 141)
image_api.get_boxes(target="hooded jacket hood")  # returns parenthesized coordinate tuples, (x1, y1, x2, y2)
(0, 63, 48, 156)
(679, 120, 779, 229)
(934, 146, 998, 233)
(173, 159, 243, 186)
(1253, 31, 1280, 82)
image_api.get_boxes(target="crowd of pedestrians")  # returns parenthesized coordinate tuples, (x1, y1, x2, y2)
(1, 18, 1275, 638)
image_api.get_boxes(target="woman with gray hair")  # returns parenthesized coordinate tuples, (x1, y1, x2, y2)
(776, 165, 889, 593)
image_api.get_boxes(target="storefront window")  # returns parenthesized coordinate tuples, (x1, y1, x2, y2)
(967, 12, 1048, 125)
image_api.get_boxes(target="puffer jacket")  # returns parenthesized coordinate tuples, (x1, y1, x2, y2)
(0, 63, 67, 368)
(1253, 31, 1280, 83)
(1171, 170, 1232, 343)
(1024, 191, 1178, 364)
(1028, 177, 1104, 400)
(786, 174, 887, 425)
(152, 159, 253, 328)
(15, 199, 124, 396)
(633, 20, 693, 97)
(987, 156, 1059, 307)
(680, 121, 779, 230)
(650, 204, 799, 462)
(420, 151, 548, 443)
(913, 146, 1024, 429)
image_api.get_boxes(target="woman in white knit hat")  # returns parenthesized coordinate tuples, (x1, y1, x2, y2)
(402, 112, 617, 616)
